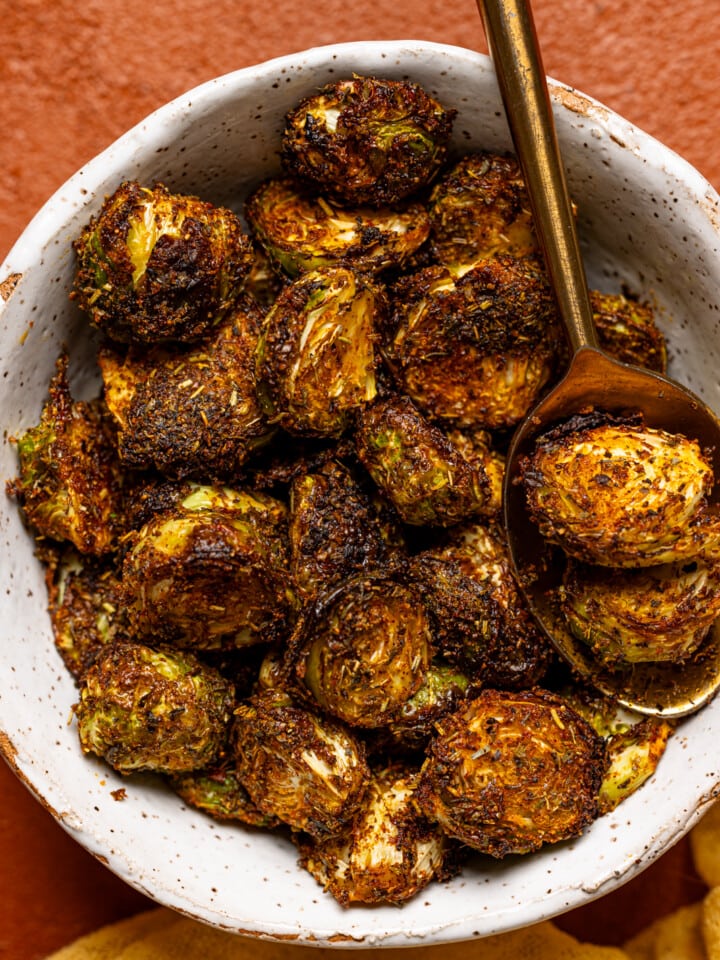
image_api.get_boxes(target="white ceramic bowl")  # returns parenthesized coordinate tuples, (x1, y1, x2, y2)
(2, 40, 720, 947)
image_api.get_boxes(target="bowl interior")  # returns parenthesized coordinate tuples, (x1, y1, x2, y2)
(1, 40, 720, 946)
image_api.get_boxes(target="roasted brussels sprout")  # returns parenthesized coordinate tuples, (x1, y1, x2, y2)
(429, 523, 553, 689)
(171, 757, 280, 827)
(355, 394, 501, 526)
(409, 523, 551, 688)
(292, 574, 432, 728)
(76, 641, 234, 775)
(8, 355, 124, 555)
(561, 555, 720, 664)
(416, 689, 606, 857)
(600, 721, 673, 815)
(428, 152, 537, 267)
(122, 483, 295, 648)
(520, 412, 720, 567)
(591, 291, 667, 373)
(288, 458, 393, 600)
(232, 688, 369, 838)
(98, 296, 273, 479)
(73, 180, 254, 344)
(281, 77, 455, 207)
(255, 267, 384, 437)
(245, 177, 430, 278)
(408, 550, 500, 667)
(384, 257, 560, 429)
(45, 546, 128, 681)
(562, 686, 673, 815)
(298, 765, 458, 906)
(382, 664, 472, 752)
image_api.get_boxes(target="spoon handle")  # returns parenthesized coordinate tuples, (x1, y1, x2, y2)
(476, 0, 598, 352)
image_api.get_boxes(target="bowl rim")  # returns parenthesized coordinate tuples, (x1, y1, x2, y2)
(2, 38, 720, 947)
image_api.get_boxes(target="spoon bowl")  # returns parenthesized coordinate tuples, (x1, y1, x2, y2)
(504, 347, 720, 716)
(479, 0, 720, 715)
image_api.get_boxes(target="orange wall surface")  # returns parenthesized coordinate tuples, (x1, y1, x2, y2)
(0, 1, 718, 957)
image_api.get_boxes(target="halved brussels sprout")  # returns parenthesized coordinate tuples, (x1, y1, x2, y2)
(445, 426, 506, 514)
(171, 757, 280, 827)
(520, 412, 720, 567)
(355, 394, 500, 526)
(98, 296, 274, 479)
(122, 483, 295, 648)
(591, 291, 667, 374)
(255, 267, 384, 437)
(281, 76, 455, 206)
(385, 257, 560, 429)
(562, 686, 673, 815)
(232, 688, 369, 838)
(428, 152, 537, 268)
(409, 522, 552, 688)
(76, 641, 234, 775)
(297, 766, 458, 906)
(416, 689, 606, 857)
(428, 523, 553, 690)
(45, 545, 128, 681)
(289, 458, 393, 600)
(383, 664, 472, 752)
(561, 555, 720, 664)
(292, 574, 432, 728)
(408, 549, 501, 668)
(245, 177, 430, 278)
(8, 355, 124, 555)
(73, 180, 254, 343)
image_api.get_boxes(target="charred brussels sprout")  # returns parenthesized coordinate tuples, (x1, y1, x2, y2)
(98, 296, 273, 479)
(383, 664, 472, 752)
(520, 412, 720, 567)
(409, 524, 552, 689)
(591, 291, 667, 374)
(408, 549, 502, 674)
(562, 687, 673, 815)
(122, 483, 295, 648)
(8, 355, 124, 555)
(255, 267, 383, 436)
(245, 177, 430, 278)
(298, 766, 458, 906)
(416, 690, 606, 857)
(428, 152, 537, 268)
(428, 523, 552, 689)
(76, 641, 234, 775)
(171, 757, 280, 827)
(73, 180, 253, 344)
(355, 394, 500, 526)
(445, 427, 505, 514)
(385, 257, 560, 429)
(232, 688, 369, 838)
(281, 76, 456, 207)
(292, 575, 432, 728)
(288, 458, 393, 601)
(45, 546, 128, 681)
(561, 556, 720, 664)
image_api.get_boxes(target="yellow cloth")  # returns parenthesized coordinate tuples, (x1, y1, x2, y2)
(46, 802, 720, 960)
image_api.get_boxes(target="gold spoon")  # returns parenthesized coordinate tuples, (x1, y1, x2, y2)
(477, 0, 720, 716)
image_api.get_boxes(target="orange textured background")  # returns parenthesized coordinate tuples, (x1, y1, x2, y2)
(0, 0, 718, 957)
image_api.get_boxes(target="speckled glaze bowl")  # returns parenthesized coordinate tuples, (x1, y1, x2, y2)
(2, 40, 720, 947)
